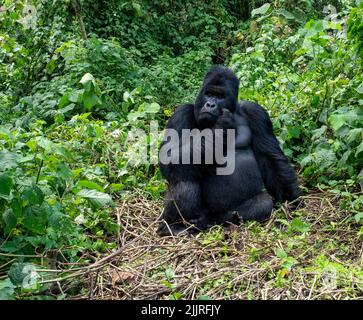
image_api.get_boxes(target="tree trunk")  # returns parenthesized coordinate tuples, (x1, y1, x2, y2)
(71, 0, 87, 40)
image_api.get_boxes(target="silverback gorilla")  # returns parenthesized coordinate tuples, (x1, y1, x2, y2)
(157, 66, 301, 236)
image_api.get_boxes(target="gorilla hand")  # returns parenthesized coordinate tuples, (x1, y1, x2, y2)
(215, 108, 236, 129)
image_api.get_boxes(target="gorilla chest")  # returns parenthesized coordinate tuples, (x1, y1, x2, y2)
(201, 148, 263, 212)
(234, 118, 252, 148)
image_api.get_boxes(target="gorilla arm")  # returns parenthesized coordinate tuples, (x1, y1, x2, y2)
(158, 104, 210, 235)
(240, 100, 301, 203)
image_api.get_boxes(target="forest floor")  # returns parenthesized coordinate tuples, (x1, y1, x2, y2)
(64, 190, 363, 300)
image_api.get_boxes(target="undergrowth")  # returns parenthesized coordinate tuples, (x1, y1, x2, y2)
(0, 0, 362, 299)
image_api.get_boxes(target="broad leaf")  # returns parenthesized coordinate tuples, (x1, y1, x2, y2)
(2, 209, 17, 234)
(23, 205, 49, 234)
(290, 218, 310, 233)
(143, 102, 160, 114)
(251, 3, 271, 17)
(0, 150, 18, 169)
(8, 263, 27, 286)
(83, 91, 100, 110)
(0, 173, 13, 198)
(77, 189, 114, 208)
(77, 180, 104, 192)
(127, 111, 145, 121)
(277, 9, 296, 20)
(0, 278, 15, 300)
(329, 114, 347, 131)
(80, 73, 96, 92)
(58, 93, 70, 108)
(22, 186, 44, 206)
(10, 198, 22, 218)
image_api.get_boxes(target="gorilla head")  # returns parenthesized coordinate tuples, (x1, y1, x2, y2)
(195, 66, 239, 128)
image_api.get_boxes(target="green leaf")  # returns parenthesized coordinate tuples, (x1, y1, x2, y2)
(251, 3, 271, 17)
(69, 90, 83, 103)
(276, 248, 287, 259)
(22, 186, 44, 206)
(46, 58, 57, 74)
(56, 163, 73, 181)
(37, 137, 55, 152)
(0, 150, 18, 169)
(347, 128, 362, 143)
(169, 292, 183, 300)
(354, 212, 363, 223)
(58, 103, 75, 114)
(283, 256, 297, 270)
(8, 263, 27, 286)
(0, 278, 15, 300)
(83, 91, 100, 110)
(143, 102, 160, 114)
(80, 73, 96, 92)
(290, 218, 310, 233)
(77, 189, 114, 208)
(2, 209, 17, 234)
(23, 205, 49, 234)
(329, 114, 347, 131)
(18, 154, 35, 163)
(277, 9, 295, 20)
(164, 268, 174, 279)
(0, 173, 13, 198)
(356, 142, 363, 157)
(288, 126, 301, 138)
(305, 20, 324, 34)
(358, 170, 363, 191)
(110, 183, 124, 192)
(160, 280, 174, 289)
(127, 111, 145, 121)
(10, 198, 22, 218)
(8, 263, 39, 289)
(77, 180, 104, 192)
(54, 146, 71, 159)
(58, 93, 70, 108)
(123, 91, 130, 102)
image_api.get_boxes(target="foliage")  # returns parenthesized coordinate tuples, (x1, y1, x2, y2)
(230, 1, 363, 191)
(0, 0, 362, 299)
(348, 1, 363, 59)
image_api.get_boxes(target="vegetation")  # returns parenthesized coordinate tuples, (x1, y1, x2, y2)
(0, 0, 362, 300)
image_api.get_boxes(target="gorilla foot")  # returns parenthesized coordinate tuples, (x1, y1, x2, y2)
(232, 192, 273, 222)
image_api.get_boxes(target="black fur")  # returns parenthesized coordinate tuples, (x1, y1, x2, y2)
(158, 66, 301, 236)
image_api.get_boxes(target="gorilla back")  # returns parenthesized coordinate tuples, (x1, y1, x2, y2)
(158, 66, 301, 236)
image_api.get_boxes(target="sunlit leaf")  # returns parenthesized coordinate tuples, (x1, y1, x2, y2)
(251, 3, 271, 17)
(77, 189, 114, 208)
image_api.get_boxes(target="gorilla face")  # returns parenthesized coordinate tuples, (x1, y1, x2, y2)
(195, 66, 239, 128)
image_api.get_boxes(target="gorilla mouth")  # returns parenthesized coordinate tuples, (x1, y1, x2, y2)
(198, 112, 218, 127)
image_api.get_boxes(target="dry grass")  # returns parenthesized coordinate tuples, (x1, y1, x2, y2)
(56, 190, 363, 300)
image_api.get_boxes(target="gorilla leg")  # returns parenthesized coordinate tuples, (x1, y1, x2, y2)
(189, 192, 273, 230)
(157, 181, 208, 236)
(227, 192, 273, 222)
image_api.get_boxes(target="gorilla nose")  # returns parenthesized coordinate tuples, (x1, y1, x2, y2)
(205, 102, 216, 109)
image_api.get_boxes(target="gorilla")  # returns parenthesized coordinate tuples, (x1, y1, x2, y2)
(157, 66, 301, 236)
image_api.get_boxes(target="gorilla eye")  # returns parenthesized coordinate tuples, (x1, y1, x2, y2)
(206, 91, 224, 99)
(213, 92, 225, 99)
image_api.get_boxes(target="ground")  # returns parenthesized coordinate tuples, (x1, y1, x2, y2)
(59, 191, 362, 300)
